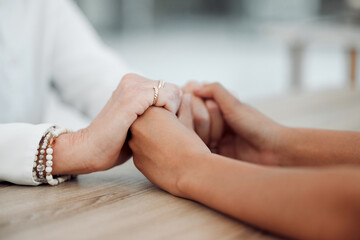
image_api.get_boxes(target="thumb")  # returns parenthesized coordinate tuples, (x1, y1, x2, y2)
(177, 93, 194, 130)
(194, 83, 240, 116)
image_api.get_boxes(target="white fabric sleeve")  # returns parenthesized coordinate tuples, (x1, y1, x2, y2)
(51, 0, 132, 119)
(0, 123, 53, 185)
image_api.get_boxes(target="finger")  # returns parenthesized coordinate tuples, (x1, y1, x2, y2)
(194, 82, 240, 116)
(178, 93, 194, 130)
(183, 81, 203, 94)
(156, 83, 183, 114)
(205, 100, 224, 148)
(192, 96, 210, 145)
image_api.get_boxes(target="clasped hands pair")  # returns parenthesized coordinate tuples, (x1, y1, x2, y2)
(52, 73, 282, 197)
(129, 77, 284, 197)
(52, 73, 360, 239)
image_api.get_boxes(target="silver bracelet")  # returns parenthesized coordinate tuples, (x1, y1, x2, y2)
(33, 126, 74, 185)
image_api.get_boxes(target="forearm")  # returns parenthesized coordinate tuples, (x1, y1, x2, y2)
(278, 128, 360, 166)
(180, 153, 360, 240)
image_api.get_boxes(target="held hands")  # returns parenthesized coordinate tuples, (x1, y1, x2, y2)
(52, 74, 182, 175)
(130, 84, 360, 240)
(84, 74, 182, 170)
(129, 82, 288, 196)
(55, 73, 285, 183)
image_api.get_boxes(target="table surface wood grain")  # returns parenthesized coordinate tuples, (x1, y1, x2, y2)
(1, 89, 360, 240)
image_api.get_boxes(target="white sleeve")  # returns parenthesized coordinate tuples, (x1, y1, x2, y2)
(51, 0, 132, 119)
(0, 123, 53, 185)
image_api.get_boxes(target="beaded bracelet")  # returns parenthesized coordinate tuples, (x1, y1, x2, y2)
(32, 126, 74, 186)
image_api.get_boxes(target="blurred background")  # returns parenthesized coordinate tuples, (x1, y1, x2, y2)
(49, 0, 360, 128)
(74, 0, 360, 96)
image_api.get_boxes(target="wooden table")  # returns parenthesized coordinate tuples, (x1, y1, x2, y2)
(1, 90, 360, 240)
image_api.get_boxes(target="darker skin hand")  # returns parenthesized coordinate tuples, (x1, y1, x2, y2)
(193, 83, 286, 166)
(182, 81, 224, 148)
(129, 105, 210, 197)
(129, 84, 360, 240)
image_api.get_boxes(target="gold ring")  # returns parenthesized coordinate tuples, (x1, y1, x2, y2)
(158, 80, 165, 89)
(152, 86, 159, 105)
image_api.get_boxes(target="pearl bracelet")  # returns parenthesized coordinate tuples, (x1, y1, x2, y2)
(32, 126, 74, 186)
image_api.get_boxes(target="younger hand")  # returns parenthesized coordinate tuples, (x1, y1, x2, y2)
(129, 97, 210, 197)
(195, 83, 286, 166)
(182, 81, 224, 148)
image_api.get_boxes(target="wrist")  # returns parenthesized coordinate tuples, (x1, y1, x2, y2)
(52, 128, 93, 175)
(176, 151, 212, 199)
(275, 126, 298, 166)
(176, 152, 265, 202)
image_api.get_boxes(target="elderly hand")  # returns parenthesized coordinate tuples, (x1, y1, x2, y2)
(129, 96, 210, 197)
(52, 73, 182, 175)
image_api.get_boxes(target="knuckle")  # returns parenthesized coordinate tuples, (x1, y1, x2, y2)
(163, 85, 177, 101)
(120, 73, 140, 87)
(187, 81, 199, 88)
(119, 78, 131, 89)
(211, 82, 222, 89)
(183, 81, 200, 92)
(172, 85, 182, 99)
(121, 73, 138, 82)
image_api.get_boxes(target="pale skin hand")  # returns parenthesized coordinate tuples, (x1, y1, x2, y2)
(51, 73, 182, 175)
(129, 86, 360, 240)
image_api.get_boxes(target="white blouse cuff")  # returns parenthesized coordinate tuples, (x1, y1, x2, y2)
(0, 123, 54, 185)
